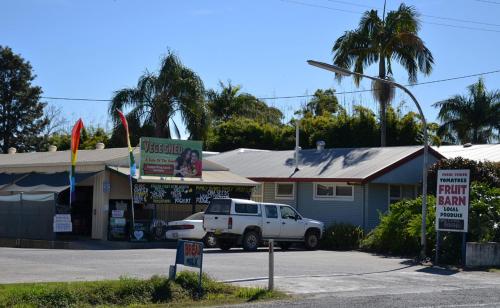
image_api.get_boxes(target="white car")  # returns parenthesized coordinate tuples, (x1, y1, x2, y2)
(165, 212, 217, 248)
(203, 198, 325, 251)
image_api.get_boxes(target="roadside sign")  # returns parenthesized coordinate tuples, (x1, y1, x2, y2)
(435, 169, 470, 232)
(53, 214, 72, 232)
(173, 240, 204, 293)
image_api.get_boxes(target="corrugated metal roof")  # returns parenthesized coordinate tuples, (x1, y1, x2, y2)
(433, 144, 500, 162)
(207, 146, 442, 181)
(108, 166, 256, 186)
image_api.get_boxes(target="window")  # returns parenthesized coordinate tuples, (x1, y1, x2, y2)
(251, 183, 263, 202)
(206, 199, 231, 214)
(313, 183, 354, 201)
(275, 183, 295, 200)
(235, 203, 259, 214)
(264, 205, 278, 219)
(389, 185, 416, 205)
(280, 206, 299, 220)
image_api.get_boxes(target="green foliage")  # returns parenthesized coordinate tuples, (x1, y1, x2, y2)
(361, 183, 500, 264)
(0, 46, 48, 153)
(433, 78, 500, 144)
(109, 50, 207, 142)
(427, 157, 500, 194)
(47, 126, 110, 151)
(320, 223, 364, 250)
(0, 272, 282, 307)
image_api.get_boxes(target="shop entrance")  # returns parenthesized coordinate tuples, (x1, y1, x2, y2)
(58, 186, 93, 237)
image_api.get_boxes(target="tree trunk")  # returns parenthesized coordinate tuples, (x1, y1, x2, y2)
(378, 56, 387, 147)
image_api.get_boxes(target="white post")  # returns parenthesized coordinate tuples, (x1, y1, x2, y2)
(268, 239, 274, 291)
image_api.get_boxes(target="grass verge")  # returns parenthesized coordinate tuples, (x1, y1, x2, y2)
(0, 271, 286, 307)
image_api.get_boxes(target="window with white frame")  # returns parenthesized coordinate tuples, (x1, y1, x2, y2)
(313, 183, 354, 201)
(275, 183, 295, 200)
(251, 183, 263, 202)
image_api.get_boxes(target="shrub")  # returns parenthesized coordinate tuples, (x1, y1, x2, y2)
(320, 223, 364, 250)
(361, 182, 500, 264)
(427, 157, 500, 194)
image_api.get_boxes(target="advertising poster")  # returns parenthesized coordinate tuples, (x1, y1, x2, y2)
(140, 137, 203, 178)
(435, 169, 470, 232)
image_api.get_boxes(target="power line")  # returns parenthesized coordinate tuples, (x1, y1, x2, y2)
(40, 68, 500, 102)
(475, 0, 500, 4)
(323, 0, 500, 27)
(280, 0, 500, 33)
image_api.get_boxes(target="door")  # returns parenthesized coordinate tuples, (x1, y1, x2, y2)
(279, 206, 305, 238)
(262, 205, 281, 238)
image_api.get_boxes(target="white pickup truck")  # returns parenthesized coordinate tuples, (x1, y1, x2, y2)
(203, 198, 324, 251)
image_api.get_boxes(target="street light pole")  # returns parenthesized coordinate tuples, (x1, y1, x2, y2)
(307, 60, 429, 259)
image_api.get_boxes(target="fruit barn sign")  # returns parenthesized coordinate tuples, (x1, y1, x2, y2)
(435, 169, 470, 232)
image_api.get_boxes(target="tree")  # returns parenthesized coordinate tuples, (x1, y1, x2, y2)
(332, 3, 434, 146)
(109, 50, 208, 142)
(207, 81, 283, 125)
(38, 105, 68, 151)
(297, 89, 340, 117)
(433, 78, 500, 144)
(48, 126, 109, 151)
(0, 46, 48, 153)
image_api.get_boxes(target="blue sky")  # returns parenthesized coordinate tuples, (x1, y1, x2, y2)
(2, 0, 500, 137)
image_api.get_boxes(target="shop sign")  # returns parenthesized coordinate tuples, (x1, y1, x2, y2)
(133, 183, 252, 205)
(436, 169, 470, 232)
(53, 214, 72, 232)
(140, 137, 203, 178)
(112, 209, 124, 218)
(131, 222, 148, 241)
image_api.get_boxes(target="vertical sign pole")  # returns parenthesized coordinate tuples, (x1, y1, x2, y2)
(461, 232, 467, 266)
(199, 242, 204, 296)
(434, 231, 440, 266)
(268, 239, 274, 291)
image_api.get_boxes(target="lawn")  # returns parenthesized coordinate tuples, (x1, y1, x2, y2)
(0, 271, 286, 307)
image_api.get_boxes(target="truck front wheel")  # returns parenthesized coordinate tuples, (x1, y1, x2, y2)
(242, 231, 260, 252)
(304, 230, 320, 250)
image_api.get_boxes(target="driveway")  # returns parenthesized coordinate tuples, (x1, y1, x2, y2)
(1, 247, 499, 299)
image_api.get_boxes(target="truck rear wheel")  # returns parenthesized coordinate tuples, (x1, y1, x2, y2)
(304, 230, 320, 250)
(242, 231, 260, 252)
(218, 239, 233, 251)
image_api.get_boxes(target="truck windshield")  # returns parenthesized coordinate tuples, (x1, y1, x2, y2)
(206, 199, 231, 215)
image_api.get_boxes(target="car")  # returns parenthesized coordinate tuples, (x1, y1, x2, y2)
(203, 198, 324, 251)
(165, 212, 217, 248)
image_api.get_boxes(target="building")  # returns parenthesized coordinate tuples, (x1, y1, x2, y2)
(207, 145, 444, 230)
(0, 145, 255, 241)
(433, 144, 500, 162)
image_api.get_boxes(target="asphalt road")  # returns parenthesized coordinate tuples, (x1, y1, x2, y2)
(1, 246, 500, 307)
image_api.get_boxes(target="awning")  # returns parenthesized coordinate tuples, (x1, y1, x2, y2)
(0, 173, 29, 190)
(0, 172, 97, 193)
(107, 166, 256, 187)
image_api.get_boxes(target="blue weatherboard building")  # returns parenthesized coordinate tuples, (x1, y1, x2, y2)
(207, 145, 444, 231)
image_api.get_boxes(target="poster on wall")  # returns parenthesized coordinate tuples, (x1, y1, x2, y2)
(133, 183, 252, 205)
(140, 137, 203, 178)
(108, 199, 130, 240)
(435, 169, 470, 232)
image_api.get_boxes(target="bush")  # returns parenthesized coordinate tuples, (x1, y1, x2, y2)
(320, 223, 364, 250)
(427, 157, 500, 194)
(361, 182, 500, 264)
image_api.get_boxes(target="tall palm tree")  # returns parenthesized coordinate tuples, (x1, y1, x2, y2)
(109, 51, 208, 141)
(433, 78, 500, 144)
(332, 3, 434, 146)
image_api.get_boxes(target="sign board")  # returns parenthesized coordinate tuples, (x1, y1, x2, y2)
(133, 183, 252, 205)
(175, 240, 204, 268)
(140, 137, 203, 178)
(112, 209, 124, 218)
(436, 169, 470, 232)
(53, 214, 72, 232)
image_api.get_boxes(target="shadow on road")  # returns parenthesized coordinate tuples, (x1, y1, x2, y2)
(416, 266, 459, 276)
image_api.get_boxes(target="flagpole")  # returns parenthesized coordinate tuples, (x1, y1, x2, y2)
(128, 151, 136, 233)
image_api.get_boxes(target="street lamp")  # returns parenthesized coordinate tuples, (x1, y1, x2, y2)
(307, 60, 430, 259)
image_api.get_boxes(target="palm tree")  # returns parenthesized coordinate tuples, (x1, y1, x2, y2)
(109, 51, 208, 141)
(433, 78, 500, 144)
(332, 3, 434, 146)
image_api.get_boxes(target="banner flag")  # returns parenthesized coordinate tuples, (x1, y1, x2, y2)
(116, 109, 136, 177)
(69, 118, 84, 206)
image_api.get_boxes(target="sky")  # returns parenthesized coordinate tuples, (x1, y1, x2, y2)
(2, 0, 500, 138)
